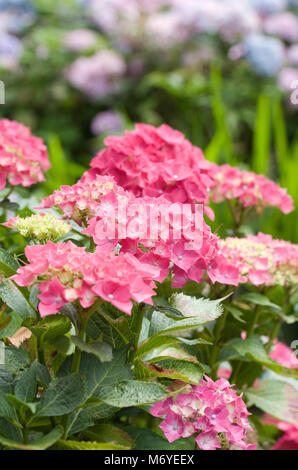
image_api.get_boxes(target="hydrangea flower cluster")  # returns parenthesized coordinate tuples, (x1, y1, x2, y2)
(150, 377, 255, 450)
(269, 341, 298, 368)
(210, 163, 294, 214)
(66, 50, 126, 98)
(3, 213, 71, 241)
(86, 123, 215, 207)
(40, 174, 131, 225)
(81, 193, 219, 287)
(217, 233, 298, 287)
(0, 118, 50, 189)
(11, 240, 160, 316)
(269, 420, 298, 450)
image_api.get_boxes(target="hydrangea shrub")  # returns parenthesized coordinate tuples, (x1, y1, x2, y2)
(0, 119, 297, 451)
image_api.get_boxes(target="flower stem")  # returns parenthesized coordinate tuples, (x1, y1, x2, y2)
(209, 308, 228, 379)
(247, 304, 261, 338)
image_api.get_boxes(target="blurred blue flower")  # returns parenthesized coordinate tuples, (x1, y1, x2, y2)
(243, 34, 285, 76)
(246, 0, 287, 14)
(0, 32, 23, 68)
(0, 0, 33, 11)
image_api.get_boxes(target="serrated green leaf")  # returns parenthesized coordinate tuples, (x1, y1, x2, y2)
(34, 374, 85, 417)
(61, 349, 131, 437)
(71, 336, 112, 362)
(0, 367, 14, 394)
(0, 280, 36, 318)
(31, 314, 72, 346)
(148, 306, 223, 339)
(0, 248, 18, 278)
(98, 380, 167, 407)
(87, 311, 134, 348)
(134, 359, 203, 384)
(15, 361, 37, 403)
(4, 345, 30, 374)
(246, 380, 298, 424)
(67, 402, 119, 436)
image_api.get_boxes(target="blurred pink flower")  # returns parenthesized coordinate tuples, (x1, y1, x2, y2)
(63, 29, 97, 52)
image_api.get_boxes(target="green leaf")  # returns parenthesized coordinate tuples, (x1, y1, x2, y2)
(0, 391, 20, 427)
(67, 402, 118, 436)
(240, 293, 281, 310)
(82, 424, 134, 449)
(136, 334, 211, 361)
(78, 348, 132, 400)
(225, 305, 246, 324)
(0, 248, 18, 278)
(0, 426, 63, 450)
(6, 394, 37, 415)
(0, 280, 36, 318)
(134, 359, 203, 384)
(87, 311, 134, 348)
(0, 418, 22, 442)
(125, 426, 195, 450)
(60, 349, 131, 437)
(71, 336, 112, 362)
(148, 306, 223, 339)
(31, 314, 72, 345)
(15, 361, 38, 403)
(246, 380, 298, 424)
(0, 367, 14, 393)
(34, 374, 85, 417)
(55, 439, 129, 450)
(97, 380, 167, 407)
(4, 345, 30, 374)
(0, 311, 23, 339)
(228, 337, 298, 379)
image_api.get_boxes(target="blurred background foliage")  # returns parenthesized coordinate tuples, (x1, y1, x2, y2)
(0, 0, 297, 242)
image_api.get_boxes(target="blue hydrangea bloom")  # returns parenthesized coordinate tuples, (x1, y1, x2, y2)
(243, 34, 285, 76)
(246, 0, 287, 14)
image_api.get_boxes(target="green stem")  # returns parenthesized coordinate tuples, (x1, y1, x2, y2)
(23, 427, 29, 445)
(62, 306, 89, 438)
(231, 304, 261, 385)
(130, 304, 145, 362)
(209, 309, 228, 379)
(266, 320, 281, 353)
(247, 304, 261, 338)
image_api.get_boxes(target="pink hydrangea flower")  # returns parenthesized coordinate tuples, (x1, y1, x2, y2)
(263, 12, 298, 43)
(210, 163, 294, 215)
(269, 342, 298, 368)
(83, 191, 220, 287)
(11, 241, 160, 316)
(217, 233, 298, 287)
(264, 416, 298, 450)
(0, 119, 50, 190)
(39, 174, 131, 225)
(63, 29, 97, 52)
(84, 123, 215, 206)
(150, 377, 255, 450)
